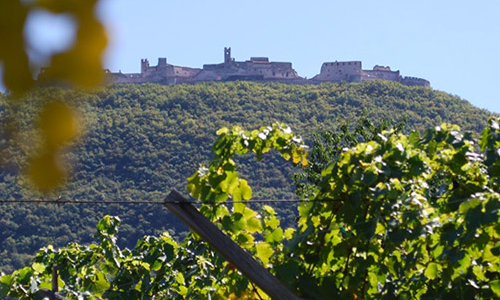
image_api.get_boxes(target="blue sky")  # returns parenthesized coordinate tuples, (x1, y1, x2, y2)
(20, 0, 500, 113)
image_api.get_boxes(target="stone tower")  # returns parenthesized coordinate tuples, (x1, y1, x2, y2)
(224, 47, 232, 65)
(141, 59, 150, 75)
(158, 58, 167, 71)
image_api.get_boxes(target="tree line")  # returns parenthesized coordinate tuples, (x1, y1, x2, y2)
(0, 81, 494, 274)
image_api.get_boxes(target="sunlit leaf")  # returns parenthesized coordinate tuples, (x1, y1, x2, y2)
(491, 280, 500, 296)
(32, 262, 45, 273)
(255, 242, 273, 265)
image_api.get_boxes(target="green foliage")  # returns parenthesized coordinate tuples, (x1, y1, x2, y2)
(1, 215, 230, 299)
(188, 123, 308, 202)
(0, 81, 495, 273)
(294, 116, 406, 198)
(4, 117, 500, 299)
(284, 119, 500, 298)
(1, 123, 309, 299)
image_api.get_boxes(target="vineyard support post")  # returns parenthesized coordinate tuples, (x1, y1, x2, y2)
(41, 264, 69, 300)
(164, 190, 302, 300)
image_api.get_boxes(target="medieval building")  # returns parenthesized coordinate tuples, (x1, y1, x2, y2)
(195, 47, 301, 82)
(104, 48, 430, 87)
(311, 61, 430, 87)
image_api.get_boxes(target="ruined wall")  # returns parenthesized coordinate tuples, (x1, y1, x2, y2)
(400, 76, 431, 87)
(105, 48, 430, 88)
(314, 61, 362, 82)
(241, 60, 298, 79)
(173, 66, 201, 78)
(201, 55, 299, 81)
(362, 68, 400, 82)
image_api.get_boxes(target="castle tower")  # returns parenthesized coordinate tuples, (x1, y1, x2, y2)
(224, 47, 232, 65)
(158, 58, 167, 71)
(141, 59, 150, 75)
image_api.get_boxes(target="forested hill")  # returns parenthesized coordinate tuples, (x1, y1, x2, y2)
(0, 81, 494, 273)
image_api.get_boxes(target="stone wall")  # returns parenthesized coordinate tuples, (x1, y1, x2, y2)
(313, 61, 362, 82)
(400, 76, 431, 87)
(362, 67, 400, 82)
(104, 48, 430, 87)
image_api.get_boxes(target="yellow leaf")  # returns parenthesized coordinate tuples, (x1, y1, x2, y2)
(301, 151, 309, 167)
(0, 0, 33, 94)
(38, 102, 80, 147)
(43, 17, 107, 88)
(292, 149, 301, 164)
(27, 150, 66, 192)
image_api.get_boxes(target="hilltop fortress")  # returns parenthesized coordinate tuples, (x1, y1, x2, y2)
(105, 48, 430, 87)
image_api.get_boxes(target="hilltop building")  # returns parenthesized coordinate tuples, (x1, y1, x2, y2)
(103, 48, 429, 87)
(106, 57, 201, 85)
(106, 48, 302, 84)
(312, 61, 430, 87)
(196, 47, 301, 82)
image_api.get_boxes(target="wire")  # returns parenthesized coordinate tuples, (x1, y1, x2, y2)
(0, 198, 338, 205)
(0, 199, 165, 204)
(0, 195, 474, 208)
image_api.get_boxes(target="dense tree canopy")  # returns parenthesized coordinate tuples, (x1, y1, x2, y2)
(0, 81, 495, 273)
(3, 117, 500, 299)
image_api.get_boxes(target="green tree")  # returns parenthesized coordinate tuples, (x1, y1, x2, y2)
(4, 118, 500, 299)
(294, 116, 406, 199)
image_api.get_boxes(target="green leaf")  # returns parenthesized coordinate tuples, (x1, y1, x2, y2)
(220, 171, 238, 194)
(459, 198, 481, 214)
(175, 272, 185, 285)
(408, 131, 420, 145)
(472, 265, 486, 281)
(17, 267, 34, 284)
(236, 233, 254, 246)
(483, 245, 499, 263)
(216, 127, 229, 135)
(232, 213, 247, 232)
(284, 228, 295, 240)
(262, 205, 275, 215)
(491, 280, 500, 296)
(247, 217, 262, 233)
(234, 201, 245, 213)
(242, 206, 257, 220)
(368, 271, 378, 288)
(32, 262, 46, 273)
(151, 260, 162, 271)
(90, 272, 110, 294)
(232, 186, 242, 201)
(255, 242, 274, 265)
(271, 228, 284, 243)
(177, 285, 188, 296)
(425, 262, 439, 280)
(240, 179, 252, 200)
(0, 275, 13, 298)
(264, 216, 280, 230)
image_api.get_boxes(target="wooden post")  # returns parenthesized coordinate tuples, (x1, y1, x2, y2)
(41, 264, 70, 300)
(164, 190, 302, 300)
(52, 265, 58, 293)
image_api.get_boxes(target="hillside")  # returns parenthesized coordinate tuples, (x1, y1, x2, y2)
(0, 80, 494, 273)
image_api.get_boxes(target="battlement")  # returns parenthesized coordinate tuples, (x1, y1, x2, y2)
(249, 57, 269, 63)
(373, 65, 392, 72)
(400, 76, 431, 87)
(105, 48, 430, 88)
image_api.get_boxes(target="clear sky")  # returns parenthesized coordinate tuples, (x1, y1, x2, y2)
(18, 0, 500, 113)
